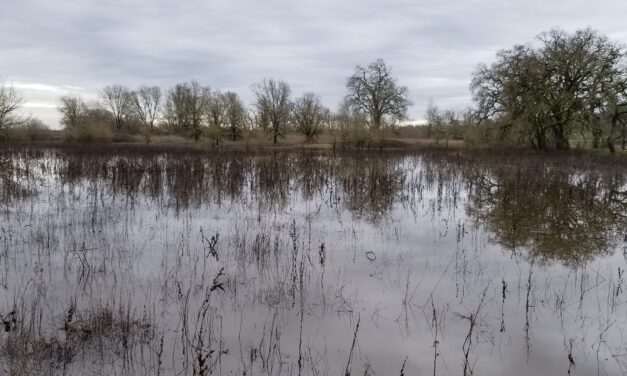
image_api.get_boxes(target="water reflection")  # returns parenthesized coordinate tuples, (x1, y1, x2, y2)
(1, 147, 627, 375)
(466, 165, 627, 265)
(3, 148, 626, 266)
(45, 150, 412, 221)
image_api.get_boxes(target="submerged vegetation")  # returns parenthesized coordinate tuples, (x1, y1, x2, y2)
(0, 146, 625, 374)
(1, 21, 627, 376)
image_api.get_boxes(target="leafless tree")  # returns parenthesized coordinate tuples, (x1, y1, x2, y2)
(253, 79, 291, 144)
(83, 101, 111, 124)
(164, 81, 209, 140)
(223, 91, 247, 141)
(425, 99, 441, 138)
(330, 97, 369, 146)
(442, 109, 459, 125)
(335, 97, 368, 129)
(58, 94, 87, 129)
(206, 90, 226, 144)
(100, 85, 133, 130)
(164, 83, 190, 129)
(187, 81, 210, 140)
(0, 80, 27, 138)
(292, 92, 330, 141)
(131, 86, 162, 143)
(346, 59, 411, 129)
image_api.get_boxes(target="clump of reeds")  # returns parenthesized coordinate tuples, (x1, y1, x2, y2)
(0, 305, 153, 374)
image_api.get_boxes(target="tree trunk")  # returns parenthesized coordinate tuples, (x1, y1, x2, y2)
(534, 126, 546, 150)
(555, 136, 570, 150)
(607, 136, 616, 153)
(592, 128, 601, 149)
(372, 112, 382, 130)
(553, 124, 570, 150)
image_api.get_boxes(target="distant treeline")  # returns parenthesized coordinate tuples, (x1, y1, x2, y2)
(1, 27, 627, 152)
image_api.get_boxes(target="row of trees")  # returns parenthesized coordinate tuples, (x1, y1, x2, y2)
(7, 28, 627, 151)
(59, 83, 248, 143)
(55, 58, 411, 144)
(424, 100, 474, 138)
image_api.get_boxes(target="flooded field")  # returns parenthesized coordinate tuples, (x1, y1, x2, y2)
(0, 146, 626, 375)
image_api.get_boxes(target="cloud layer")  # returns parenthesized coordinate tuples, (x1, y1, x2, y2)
(3, 0, 627, 127)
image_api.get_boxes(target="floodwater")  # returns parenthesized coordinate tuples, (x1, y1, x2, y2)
(0, 147, 626, 375)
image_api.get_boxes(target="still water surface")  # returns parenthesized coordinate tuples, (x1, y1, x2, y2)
(0, 148, 626, 375)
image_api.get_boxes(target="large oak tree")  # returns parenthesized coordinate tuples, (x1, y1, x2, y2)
(471, 28, 627, 151)
(345, 59, 410, 130)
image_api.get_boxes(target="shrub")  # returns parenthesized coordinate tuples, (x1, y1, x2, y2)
(64, 122, 113, 143)
(6, 119, 52, 141)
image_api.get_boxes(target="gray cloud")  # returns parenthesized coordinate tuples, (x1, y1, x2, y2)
(3, 0, 627, 127)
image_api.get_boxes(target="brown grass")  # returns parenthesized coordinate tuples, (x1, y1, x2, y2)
(64, 123, 114, 143)
(1, 306, 152, 374)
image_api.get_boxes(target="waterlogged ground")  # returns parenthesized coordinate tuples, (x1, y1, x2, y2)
(0, 147, 626, 375)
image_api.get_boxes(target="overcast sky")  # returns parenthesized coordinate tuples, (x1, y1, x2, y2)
(3, 0, 627, 128)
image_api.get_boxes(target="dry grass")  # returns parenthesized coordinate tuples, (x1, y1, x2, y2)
(64, 123, 114, 143)
(1, 306, 152, 374)
(0, 145, 625, 375)
(6, 123, 54, 142)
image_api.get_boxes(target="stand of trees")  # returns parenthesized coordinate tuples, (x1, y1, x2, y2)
(472, 28, 627, 152)
(4, 29, 627, 152)
(52, 58, 411, 145)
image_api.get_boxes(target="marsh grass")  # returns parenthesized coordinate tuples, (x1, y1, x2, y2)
(1, 305, 152, 375)
(0, 146, 624, 375)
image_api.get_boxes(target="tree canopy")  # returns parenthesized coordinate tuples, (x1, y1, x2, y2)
(471, 28, 627, 151)
(346, 59, 411, 130)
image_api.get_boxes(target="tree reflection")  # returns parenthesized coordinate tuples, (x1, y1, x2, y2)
(339, 155, 408, 222)
(22, 149, 410, 222)
(3, 147, 625, 266)
(467, 166, 627, 266)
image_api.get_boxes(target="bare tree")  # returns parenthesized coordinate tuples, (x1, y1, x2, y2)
(0, 80, 27, 138)
(164, 83, 192, 130)
(292, 92, 330, 142)
(331, 97, 369, 146)
(442, 109, 459, 126)
(424, 99, 441, 138)
(58, 94, 87, 129)
(253, 79, 291, 144)
(131, 86, 162, 143)
(223, 91, 247, 141)
(100, 85, 133, 130)
(163, 81, 209, 140)
(83, 101, 111, 124)
(187, 81, 209, 141)
(346, 59, 411, 129)
(206, 90, 226, 145)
